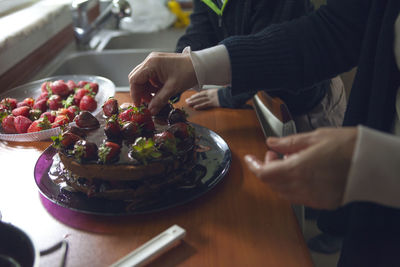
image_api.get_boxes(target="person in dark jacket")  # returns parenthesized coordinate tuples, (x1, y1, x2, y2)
(128, 0, 400, 265)
(176, 0, 346, 133)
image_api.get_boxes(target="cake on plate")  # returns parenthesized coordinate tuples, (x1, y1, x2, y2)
(51, 98, 197, 201)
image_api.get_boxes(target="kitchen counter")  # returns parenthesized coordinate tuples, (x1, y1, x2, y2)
(0, 91, 312, 267)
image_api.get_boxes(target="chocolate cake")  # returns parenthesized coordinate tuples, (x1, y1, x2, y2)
(51, 99, 197, 201)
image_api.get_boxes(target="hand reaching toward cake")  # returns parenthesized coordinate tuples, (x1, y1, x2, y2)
(128, 52, 197, 115)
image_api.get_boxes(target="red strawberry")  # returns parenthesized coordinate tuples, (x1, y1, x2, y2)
(98, 141, 121, 163)
(16, 102, 30, 108)
(14, 116, 32, 133)
(102, 97, 118, 117)
(131, 106, 154, 132)
(79, 95, 97, 112)
(52, 115, 69, 128)
(66, 80, 77, 94)
(17, 98, 34, 108)
(1, 115, 17, 134)
(41, 81, 52, 93)
(36, 91, 49, 102)
(131, 106, 152, 126)
(11, 106, 30, 117)
(73, 88, 90, 106)
(117, 106, 152, 126)
(23, 98, 35, 108)
(67, 105, 80, 118)
(27, 117, 51, 133)
(73, 140, 98, 162)
(47, 95, 63, 110)
(51, 80, 70, 97)
(40, 111, 56, 123)
(77, 81, 88, 88)
(0, 98, 17, 110)
(104, 116, 122, 140)
(86, 82, 99, 94)
(57, 108, 75, 121)
(118, 108, 133, 122)
(33, 98, 48, 113)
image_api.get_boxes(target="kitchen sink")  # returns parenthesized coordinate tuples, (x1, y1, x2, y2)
(39, 49, 164, 92)
(34, 28, 186, 92)
(94, 28, 185, 51)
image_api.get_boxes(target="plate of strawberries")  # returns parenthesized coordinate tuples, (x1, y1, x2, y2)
(0, 75, 115, 142)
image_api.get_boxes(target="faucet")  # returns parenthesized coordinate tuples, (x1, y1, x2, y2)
(72, 0, 131, 49)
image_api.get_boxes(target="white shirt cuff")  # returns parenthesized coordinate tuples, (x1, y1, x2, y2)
(343, 126, 400, 208)
(182, 45, 231, 91)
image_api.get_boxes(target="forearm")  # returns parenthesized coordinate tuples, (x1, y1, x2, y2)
(344, 126, 400, 208)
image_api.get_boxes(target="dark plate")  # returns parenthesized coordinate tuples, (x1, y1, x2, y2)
(34, 124, 231, 215)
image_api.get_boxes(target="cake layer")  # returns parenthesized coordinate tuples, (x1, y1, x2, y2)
(59, 145, 196, 180)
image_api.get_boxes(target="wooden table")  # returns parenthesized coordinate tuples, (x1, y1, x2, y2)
(0, 91, 312, 267)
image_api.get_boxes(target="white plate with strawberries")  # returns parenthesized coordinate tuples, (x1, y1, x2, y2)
(0, 75, 115, 142)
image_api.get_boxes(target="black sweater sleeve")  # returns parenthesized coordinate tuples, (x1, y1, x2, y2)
(221, 0, 371, 95)
(217, 86, 255, 108)
(175, 0, 219, 52)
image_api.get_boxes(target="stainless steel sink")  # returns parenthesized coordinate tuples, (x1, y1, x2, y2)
(34, 28, 186, 92)
(94, 28, 185, 51)
(39, 49, 164, 91)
